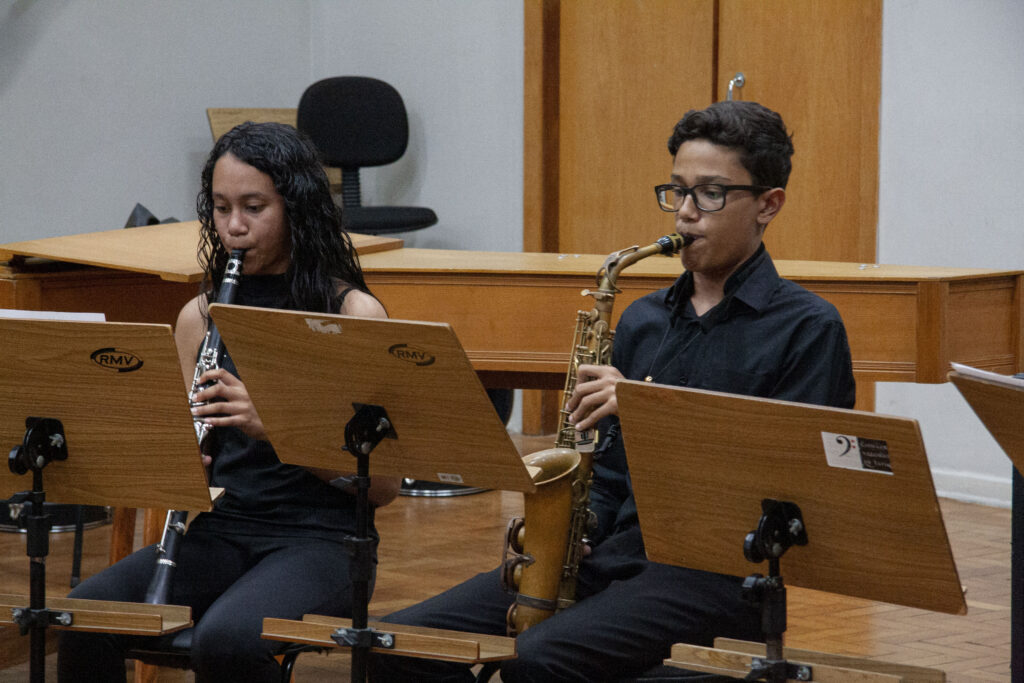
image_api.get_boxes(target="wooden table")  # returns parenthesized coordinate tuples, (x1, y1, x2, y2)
(358, 247, 1024, 392)
(2, 224, 1021, 395)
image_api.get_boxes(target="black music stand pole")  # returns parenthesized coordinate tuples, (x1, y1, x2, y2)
(739, 499, 810, 683)
(1013, 443, 1023, 681)
(330, 404, 396, 683)
(8, 417, 70, 683)
(1012, 372, 1024, 682)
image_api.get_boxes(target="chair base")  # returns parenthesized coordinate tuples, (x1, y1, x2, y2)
(126, 627, 195, 670)
(128, 628, 303, 682)
(0, 503, 110, 533)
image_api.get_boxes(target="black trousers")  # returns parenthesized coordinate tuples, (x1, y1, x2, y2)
(58, 523, 366, 683)
(367, 527, 760, 683)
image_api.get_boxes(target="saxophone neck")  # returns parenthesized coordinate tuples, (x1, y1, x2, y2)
(602, 233, 682, 280)
(589, 233, 684, 312)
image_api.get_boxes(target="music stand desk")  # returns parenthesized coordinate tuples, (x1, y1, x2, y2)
(0, 318, 214, 678)
(263, 615, 516, 665)
(948, 367, 1024, 682)
(0, 317, 212, 513)
(210, 304, 529, 679)
(209, 303, 533, 491)
(616, 381, 964, 680)
(0, 595, 190, 637)
(948, 368, 1024, 472)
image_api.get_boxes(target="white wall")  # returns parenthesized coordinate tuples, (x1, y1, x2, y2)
(0, 1, 310, 241)
(309, 0, 523, 252)
(0, 0, 522, 252)
(877, 0, 1024, 506)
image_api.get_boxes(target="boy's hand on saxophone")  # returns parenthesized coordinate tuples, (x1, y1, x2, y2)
(566, 363, 624, 432)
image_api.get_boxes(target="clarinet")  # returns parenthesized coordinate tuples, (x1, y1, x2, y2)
(144, 249, 245, 604)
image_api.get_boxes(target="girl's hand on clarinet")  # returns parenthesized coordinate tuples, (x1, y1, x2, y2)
(191, 368, 268, 441)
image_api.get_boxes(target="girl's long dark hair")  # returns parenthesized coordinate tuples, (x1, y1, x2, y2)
(196, 121, 369, 312)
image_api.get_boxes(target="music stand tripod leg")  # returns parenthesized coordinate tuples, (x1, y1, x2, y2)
(8, 417, 73, 683)
(333, 403, 396, 683)
(739, 499, 811, 683)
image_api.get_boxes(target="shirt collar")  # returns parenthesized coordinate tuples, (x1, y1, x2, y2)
(665, 243, 776, 319)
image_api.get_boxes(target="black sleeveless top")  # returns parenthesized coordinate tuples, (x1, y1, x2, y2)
(188, 273, 374, 542)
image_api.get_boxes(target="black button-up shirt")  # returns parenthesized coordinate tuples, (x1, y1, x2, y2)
(589, 244, 856, 544)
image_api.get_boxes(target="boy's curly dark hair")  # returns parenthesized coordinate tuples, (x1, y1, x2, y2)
(668, 101, 795, 189)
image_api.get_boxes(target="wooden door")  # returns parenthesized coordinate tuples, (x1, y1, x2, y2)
(717, 0, 881, 262)
(522, 0, 881, 434)
(525, 0, 881, 262)
(525, 0, 715, 256)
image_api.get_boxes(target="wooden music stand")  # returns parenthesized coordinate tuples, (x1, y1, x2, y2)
(616, 381, 965, 682)
(948, 367, 1024, 472)
(0, 317, 213, 681)
(948, 365, 1024, 682)
(209, 303, 531, 682)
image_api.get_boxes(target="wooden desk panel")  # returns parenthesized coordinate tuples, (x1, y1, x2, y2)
(0, 222, 402, 325)
(1, 229, 1021, 388)
(360, 248, 1024, 387)
(0, 263, 196, 324)
(0, 221, 401, 283)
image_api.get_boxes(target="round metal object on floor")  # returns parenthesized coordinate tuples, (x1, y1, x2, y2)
(0, 503, 112, 533)
(399, 478, 488, 497)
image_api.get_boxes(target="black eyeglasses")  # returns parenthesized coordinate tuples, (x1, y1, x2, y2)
(654, 183, 770, 213)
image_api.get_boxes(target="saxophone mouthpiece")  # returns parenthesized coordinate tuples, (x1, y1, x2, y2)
(680, 234, 695, 247)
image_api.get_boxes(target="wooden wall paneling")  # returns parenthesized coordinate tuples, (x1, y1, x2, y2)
(522, 1, 714, 433)
(554, 0, 715, 255)
(717, 0, 881, 263)
(915, 279, 950, 384)
(1015, 274, 1024, 373)
(523, 0, 561, 254)
(523, 0, 559, 433)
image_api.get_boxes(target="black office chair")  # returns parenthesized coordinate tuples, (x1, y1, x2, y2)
(297, 76, 438, 235)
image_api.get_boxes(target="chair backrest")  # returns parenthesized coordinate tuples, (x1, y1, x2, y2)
(205, 108, 343, 190)
(297, 76, 410, 170)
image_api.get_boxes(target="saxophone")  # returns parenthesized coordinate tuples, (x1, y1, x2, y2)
(501, 233, 687, 635)
(144, 249, 244, 604)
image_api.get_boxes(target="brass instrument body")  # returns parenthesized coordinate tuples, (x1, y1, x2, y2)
(501, 446, 579, 633)
(502, 233, 685, 635)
